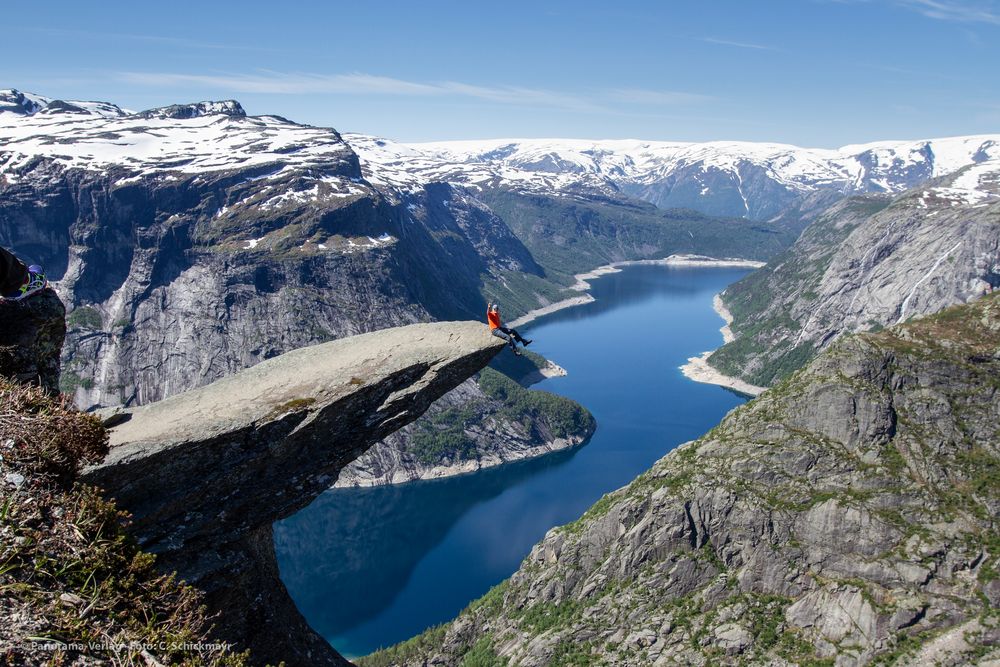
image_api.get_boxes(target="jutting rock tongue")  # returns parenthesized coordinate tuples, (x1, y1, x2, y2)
(0, 290, 65, 395)
(81, 321, 506, 667)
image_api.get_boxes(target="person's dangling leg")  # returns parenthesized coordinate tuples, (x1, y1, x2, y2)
(511, 329, 531, 346)
(492, 327, 521, 355)
(0, 247, 29, 297)
(499, 326, 532, 347)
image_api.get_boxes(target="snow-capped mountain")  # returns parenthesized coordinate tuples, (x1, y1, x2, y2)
(0, 90, 542, 408)
(0, 89, 362, 200)
(403, 135, 1000, 219)
(6, 85, 996, 223)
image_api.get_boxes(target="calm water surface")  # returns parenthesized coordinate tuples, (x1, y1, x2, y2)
(274, 265, 752, 658)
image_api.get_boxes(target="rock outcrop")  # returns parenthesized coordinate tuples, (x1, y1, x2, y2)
(0, 288, 65, 394)
(0, 91, 609, 497)
(710, 161, 1000, 386)
(81, 321, 506, 667)
(335, 362, 594, 487)
(361, 294, 1000, 666)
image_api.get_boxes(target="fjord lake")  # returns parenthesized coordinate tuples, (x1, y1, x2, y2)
(274, 265, 754, 659)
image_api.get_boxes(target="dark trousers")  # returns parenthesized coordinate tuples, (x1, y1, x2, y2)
(0, 247, 28, 294)
(492, 326, 526, 347)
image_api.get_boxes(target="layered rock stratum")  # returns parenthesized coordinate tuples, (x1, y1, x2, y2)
(81, 321, 505, 667)
(361, 294, 1000, 667)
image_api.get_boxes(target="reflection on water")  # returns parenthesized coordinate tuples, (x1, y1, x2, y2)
(274, 447, 580, 636)
(275, 265, 753, 658)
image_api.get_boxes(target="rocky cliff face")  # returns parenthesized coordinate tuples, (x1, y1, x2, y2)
(0, 289, 65, 394)
(709, 161, 1000, 386)
(361, 294, 1000, 667)
(336, 364, 594, 487)
(80, 321, 505, 667)
(0, 90, 542, 409)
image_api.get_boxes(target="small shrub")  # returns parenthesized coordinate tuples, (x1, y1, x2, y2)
(0, 377, 247, 666)
(66, 306, 103, 330)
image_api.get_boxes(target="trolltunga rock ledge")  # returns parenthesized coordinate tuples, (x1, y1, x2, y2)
(81, 321, 505, 667)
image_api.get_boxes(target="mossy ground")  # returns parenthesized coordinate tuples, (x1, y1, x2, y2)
(0, 378, 247, 666)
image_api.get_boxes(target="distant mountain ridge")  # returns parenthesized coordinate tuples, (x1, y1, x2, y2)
(5, 88, 996, 222)
(401, 134, 1000, 219)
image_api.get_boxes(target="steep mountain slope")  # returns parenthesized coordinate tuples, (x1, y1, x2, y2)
(410, 135, 1000, 220)
(709, 160, 1000, 386)
(362, 293, 1000, 667)
(0, 89, 543, 408)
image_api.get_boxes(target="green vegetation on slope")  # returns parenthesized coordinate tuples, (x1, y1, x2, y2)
(481, 189, 795, 283)
(480, 270, 570, 321)
(477, 367, 593, 440)
(363, 293, 1000, 666)
(0, 378, 247, 666)
(65, 306, 103, 331)
(407, 367, 595, 465)
(708, 195, 891, 386)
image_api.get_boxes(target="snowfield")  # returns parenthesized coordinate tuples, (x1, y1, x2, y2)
(403, 135, 1000, 198)
(0, 89, 357, 186)
(3, 88, 998, 219)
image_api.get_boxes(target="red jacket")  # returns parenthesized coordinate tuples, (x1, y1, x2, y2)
(487, 309, 501, 330)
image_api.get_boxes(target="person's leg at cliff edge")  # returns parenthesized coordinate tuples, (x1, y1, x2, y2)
(0, 247, 48, 302)
(498, 325, 531, 347)
(491, 327, 522, 355)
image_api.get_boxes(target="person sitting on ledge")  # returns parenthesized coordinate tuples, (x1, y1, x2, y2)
(486, 301, 531, 356)
(0, 247, 48, 303)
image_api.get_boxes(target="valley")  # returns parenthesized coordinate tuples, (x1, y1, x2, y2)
(1, 87, 998, 666)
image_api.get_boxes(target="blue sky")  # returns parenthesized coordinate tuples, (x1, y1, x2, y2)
(5, 1, 999, 146)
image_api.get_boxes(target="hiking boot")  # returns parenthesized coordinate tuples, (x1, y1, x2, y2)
(522, 339, 533, 347)
(3, 265, 48, 302)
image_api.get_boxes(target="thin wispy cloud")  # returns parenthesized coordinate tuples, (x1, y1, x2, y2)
(115, 70, 711, 114)
(609, 89, 715, 105)
(824, 0, 1000, 25)
(703, 37, 777, 51)
(897, 0, 1000, 24)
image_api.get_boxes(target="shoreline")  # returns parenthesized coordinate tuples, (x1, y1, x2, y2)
(508, 294, 595, 328)
(679, 292, 767, 397)
(334, 432, 589, 488)
(342, 257, 765, 489)
(511, 254, 766, 328)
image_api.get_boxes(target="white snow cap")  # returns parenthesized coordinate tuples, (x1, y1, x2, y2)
(0, 90, 357, 181)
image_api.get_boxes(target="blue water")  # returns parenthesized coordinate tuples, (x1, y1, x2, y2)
(274, 265, 752, 659)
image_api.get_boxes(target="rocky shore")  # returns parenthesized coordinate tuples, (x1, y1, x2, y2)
(680, 293, 767, 396)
